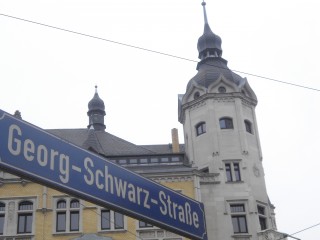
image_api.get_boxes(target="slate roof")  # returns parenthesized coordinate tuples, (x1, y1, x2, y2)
(47, 128, 157, 156)
(46, 129, 193, 173)
(187, 57, 246, 91)
(141, 144, 185, 154)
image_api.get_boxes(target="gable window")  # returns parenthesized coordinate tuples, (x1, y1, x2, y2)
(218, 86, 226, 93)
(194, 91, 200, 99)
(258, 205, 267, 230)
(219, 117, 234, 129)
(100, 209, 125, 231)
(195, 122, 206, 136)
(230, 204, 248, 234)
(17, 201, 33, 234)
(0, 202, 5, 235)
(244, 120, 253, 134)
(55, 198, 80, 233)
(225, 162, 241, 182)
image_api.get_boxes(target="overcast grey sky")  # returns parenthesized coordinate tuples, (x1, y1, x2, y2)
(1, 0, 320, 239)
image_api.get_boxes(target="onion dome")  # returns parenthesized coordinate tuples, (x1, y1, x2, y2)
(87, 86, 106, 131)
(181, 1, 257, 110)
(88, 86, 105, 112)
(197, 1, 222, 60)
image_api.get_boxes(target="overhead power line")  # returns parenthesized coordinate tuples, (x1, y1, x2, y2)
(1, 13, 320, 93)
(291, 222, 320, 236)
(277, 222, 320, 240)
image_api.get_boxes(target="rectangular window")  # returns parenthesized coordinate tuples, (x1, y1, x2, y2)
(259, 216, 267, 230)
(140, 158, 148, 164)
(0, 214, 4, 235)
(100, 210, 125, 231)
(196, 122, 206, 136)
(230, 204, 245, 213)
(230, 204, 248, 234)
(225, 162, 241, 182)
(258, 205, 267, 230)
(114, 212, 124, 229)
(232, 215, 248, 233)
(56, 212, 66, 232)
(17, 213, 33, 234)
(139, 221, 153, 228)
(245, 120, 253, 134)
(233, 163, 241, 181)
(55, 198, 80, 233)
(225, 163, 233, 182)
(101, 210, 111, 230)
(150, 158, 159, 163)
(257, 205, 265, 215)
(70, 211, 79, 231)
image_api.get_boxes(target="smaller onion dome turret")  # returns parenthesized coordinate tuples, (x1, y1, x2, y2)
(87, 86, 106, 131)
(197, 1, 222, 60)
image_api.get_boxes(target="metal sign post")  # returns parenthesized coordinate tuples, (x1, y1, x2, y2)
(0, 110, 208, 240)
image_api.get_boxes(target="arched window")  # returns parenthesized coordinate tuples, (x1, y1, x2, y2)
(0, 202, 5, 235)
(56, 200, 67, 232)
(57, 200, 66, 209)
(70, 200, 80, 231)
(17, 201, 33, 234)
(70, 199, 79, 208)
(194, 91, 200, 99)
(195, 122, 206, 136)
(56, 198, 80, 233)
(244, 120, 253, 134)
(219, 117, 234, 129)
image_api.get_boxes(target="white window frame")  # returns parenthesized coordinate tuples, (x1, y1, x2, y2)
(53, 197, 82, 234)
(257, 204, 268, 231)
(0, 198, 36, 237)
(223, 160, 242, 182)
(98, 208, 127, 232)
(17, 200, 34, 235)
(228, 201, 249, 235)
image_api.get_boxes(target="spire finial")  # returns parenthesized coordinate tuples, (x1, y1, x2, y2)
(202, 1, 208, 24)
(95, 85, 98, 93)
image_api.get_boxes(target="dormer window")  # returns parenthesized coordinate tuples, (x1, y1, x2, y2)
(195, 122, 206, 136)
(219, 117, 234, 129)
(218, 86, 226, 93)
(194, 91, 200, 99)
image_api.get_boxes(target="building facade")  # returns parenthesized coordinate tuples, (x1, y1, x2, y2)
(177, 2, 281, 240)
(0, 2, 286, 240)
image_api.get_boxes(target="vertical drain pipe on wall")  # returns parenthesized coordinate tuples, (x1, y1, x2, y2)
(42, 186, 48, 240)
(42, 186, 47, 212)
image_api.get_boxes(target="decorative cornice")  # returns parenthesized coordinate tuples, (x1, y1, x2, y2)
(182, 92, 257, 113)
(200, 173, 220, 184)
(150, 176, 193, 183)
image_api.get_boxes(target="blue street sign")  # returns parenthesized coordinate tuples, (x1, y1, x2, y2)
(0, 109, 207, 240)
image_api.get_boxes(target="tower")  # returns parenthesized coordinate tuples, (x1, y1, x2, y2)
(178, 2, 277, 239)
(87, 86, 106, 131)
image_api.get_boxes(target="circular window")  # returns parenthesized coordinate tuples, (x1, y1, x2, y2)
(218, 86, 226, 93)
(194, 92, 200, 99)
